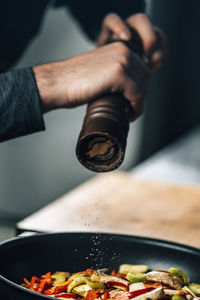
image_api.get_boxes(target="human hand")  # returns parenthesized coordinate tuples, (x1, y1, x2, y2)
(33, 41, 150, 120)
(98, 13, 167, 70)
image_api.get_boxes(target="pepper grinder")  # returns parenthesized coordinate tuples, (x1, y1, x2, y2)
(76, 29, 144, 172)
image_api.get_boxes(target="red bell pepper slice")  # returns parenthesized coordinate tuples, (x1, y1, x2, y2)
(102, 290, 112, 300)
(128, 287, 154, 299)
(54, 293, 77, 298)
(85, 290, 101, 300)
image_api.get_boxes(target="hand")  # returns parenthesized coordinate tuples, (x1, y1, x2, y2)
(98, 13, 167, 70)
(33, 41, 150, 120)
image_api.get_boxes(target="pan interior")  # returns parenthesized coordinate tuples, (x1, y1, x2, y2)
(0, 232, 200, 285)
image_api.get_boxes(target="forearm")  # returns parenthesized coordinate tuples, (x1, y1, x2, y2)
(0, 67, 45, 142)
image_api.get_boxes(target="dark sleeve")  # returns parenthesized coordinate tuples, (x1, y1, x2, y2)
(55, 0, 145, 40)
(0, 67, 45, 142)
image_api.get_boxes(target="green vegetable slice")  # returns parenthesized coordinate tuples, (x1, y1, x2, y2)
(126, 272, 146, 283)
(168, 268, 189, 284)
(119, 264, 148, 274)
(171, 295, 186, 300)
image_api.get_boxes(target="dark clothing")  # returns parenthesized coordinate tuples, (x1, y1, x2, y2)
(0, 0, 145, 142)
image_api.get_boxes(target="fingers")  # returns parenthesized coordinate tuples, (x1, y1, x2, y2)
(123, 55, 149, 120)
(149, 27, 168, 70)
(112, 43, 150, 120)
(98, 12, 167, 72)
(127, 14, 167, 70)
(126, 14, 157, 56)
(98, 13, 132, 46)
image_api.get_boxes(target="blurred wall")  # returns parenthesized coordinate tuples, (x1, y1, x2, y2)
(0, 4, 142, 218)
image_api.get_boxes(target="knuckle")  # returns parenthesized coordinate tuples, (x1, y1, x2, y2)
(104, 12, 117, 24)
(146, 36, 157, 51)
(116, 42, 131, 58)
(113, 62, 124, 77)
(134, 13, 149, 23)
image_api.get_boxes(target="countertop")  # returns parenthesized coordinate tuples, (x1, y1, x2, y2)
(132, 125, 200, 186)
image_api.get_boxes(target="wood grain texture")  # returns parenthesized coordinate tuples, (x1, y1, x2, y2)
(17, 171, 200, 248)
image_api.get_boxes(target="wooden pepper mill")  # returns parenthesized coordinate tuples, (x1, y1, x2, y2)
(76, 29, 144, 172)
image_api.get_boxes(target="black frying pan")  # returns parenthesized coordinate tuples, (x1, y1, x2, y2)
(0, 232, 200, 300)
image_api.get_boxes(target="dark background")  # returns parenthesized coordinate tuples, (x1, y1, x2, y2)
(138, 0, 200, 162)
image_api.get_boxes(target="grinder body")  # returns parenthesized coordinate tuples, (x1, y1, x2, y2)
(76, 30, 144, 172)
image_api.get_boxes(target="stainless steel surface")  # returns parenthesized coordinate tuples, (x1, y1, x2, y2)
(132, 125, 200, 186)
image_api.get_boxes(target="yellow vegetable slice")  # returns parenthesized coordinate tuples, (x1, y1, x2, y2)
(72, 284, 92, 297)
(68, 273, 89, 280)
(67, 277, 88, 293)
(67, 277, 104, 293)
(52, 272, 67, 287)
(86, 280, 105, 289)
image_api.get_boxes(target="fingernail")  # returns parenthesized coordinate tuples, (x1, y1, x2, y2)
(119, 32, 131, 40)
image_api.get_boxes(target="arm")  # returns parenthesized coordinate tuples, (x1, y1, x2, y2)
(0, 68, 45, 142)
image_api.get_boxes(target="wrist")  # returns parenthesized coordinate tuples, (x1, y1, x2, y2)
(33, 63, 60, 113)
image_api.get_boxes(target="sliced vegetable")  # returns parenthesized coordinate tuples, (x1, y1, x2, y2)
(91, 274, 128, 286)
(110, 291, 129, 300)
(106, 281, 128, 291)
(119, 265, 148, 275)
(171, 295, 186, 300)
(67, 277, 89, 293)
(164, 289, 185, 296)
(128, 287, 154, 299)
(129, 282, 146, 292)
(52, 272, 68, 287)
(23, 277, 31, 287)
(126, 273, 146, 283)
(144, 282, 166, 289)
(21, 265, 199, 300)
(72, 284, 92, 297)
(54, 293, 77, 299)
(86, 280, 105, 290)
(146, 270, 183, 289)
(102, 290, 112, 300)
(85, 289, 101, 300)
(168, 268, 189, 284)
(188, 284, 200, 296)
(183, 286, 197, 297)
(68, 273, 89, 280)
(130, 286, 164, 300)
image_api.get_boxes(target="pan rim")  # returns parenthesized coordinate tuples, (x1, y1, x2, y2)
(0, 232, 200, 299)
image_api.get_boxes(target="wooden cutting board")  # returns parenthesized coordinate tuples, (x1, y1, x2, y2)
(17, 171, 200, 248)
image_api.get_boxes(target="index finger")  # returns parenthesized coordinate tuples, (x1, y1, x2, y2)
(98, 13, 132, 46)
(126, 14, 157, 56)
